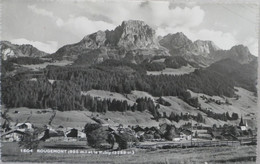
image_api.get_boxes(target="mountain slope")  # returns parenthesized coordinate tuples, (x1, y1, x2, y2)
(207, 58, 258, 92)
(51, 20, 169, 64)
(210, 45, 256, 64)
(0, 41, 48, 60)
(159, 32, 256, 66)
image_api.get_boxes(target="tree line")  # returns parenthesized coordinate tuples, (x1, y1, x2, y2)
(167, 112, 205, 123)
(198, 107, 239, 121)
(2, 59, 239, 112)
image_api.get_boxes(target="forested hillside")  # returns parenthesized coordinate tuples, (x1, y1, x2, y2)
(208, 58, 258, 93)
(1, 20, 257, 123)
(2, 58, 246, 114)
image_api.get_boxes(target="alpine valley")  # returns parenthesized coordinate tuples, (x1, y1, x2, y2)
(1, 20, 258, 141)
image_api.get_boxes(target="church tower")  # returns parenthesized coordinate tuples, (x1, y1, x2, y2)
(239, 116, 247, 131)
(239, 116, 245, 126)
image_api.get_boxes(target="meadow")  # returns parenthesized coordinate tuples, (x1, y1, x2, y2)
(1, 142, 256, 163)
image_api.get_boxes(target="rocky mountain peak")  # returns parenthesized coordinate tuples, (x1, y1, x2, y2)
(159, 32, 193, 51)
(193, 40, 220, 54)
(121, 20, 146, 28)
(228, 44, 255, 64)
(53, 20, 168, 63)
(81, 30, 107, 49)
(230, 44, 250, 54)
(109, 20, 159, 50)
(208, 44, 256, 64)
(80, 20, 160, 50)
(159, 32, 257, 65)
(169, 32, 192, 46)
(0, 41, 47, 60)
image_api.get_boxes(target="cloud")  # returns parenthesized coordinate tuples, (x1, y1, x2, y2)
(27, 4, 116, 38)
(56, 16, 115, 38)
(24, 2, 255, 55)
(28, 4, 62, 26)
(27, 2, 205, 39)
(28, 5, 55, 18)
(11, 38, 58, 53)
(79, 1, 205, 31)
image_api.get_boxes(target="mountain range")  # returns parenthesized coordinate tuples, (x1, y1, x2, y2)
(1, 20, 258, 130)
(1, 41, 47, 60)
(1, 20, 256, 66)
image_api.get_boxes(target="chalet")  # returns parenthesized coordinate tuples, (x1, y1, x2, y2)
(65, 128, 86, 139)
(78, 131, 87, 139)
(39, 127, 64, 141)
(16, 122, 33, 132)
(133, 126, 145, 133)
(66, 128, 78, 137)
(172, 137, 183, 142)
(179, 129, 193, 140)
(2, 120, 11, 132)
(222, 132, 238, 141)
(192, 129, 212, 140)
(135, 131, 145, 139)
(108, 126, 118, 133)
(211, 131, 224, 140)
(1, 129, 26, 142)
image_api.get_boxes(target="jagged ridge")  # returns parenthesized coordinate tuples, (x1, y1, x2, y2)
(0, 41, 48, 60)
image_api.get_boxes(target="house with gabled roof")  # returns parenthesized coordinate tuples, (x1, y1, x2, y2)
(1, 129, 27, 142)
(16, 122, 33, 132)
(179, 129, 193, 140)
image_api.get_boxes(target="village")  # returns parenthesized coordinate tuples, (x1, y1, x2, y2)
(1, 114, 257, 151)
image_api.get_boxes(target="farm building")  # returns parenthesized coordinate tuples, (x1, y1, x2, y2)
(39, 128, 65, 141)
(16, 122, 33, 132)
(2, 120, 11, 132)
(133, 126, 145, 133)
(193, 129, 212, 140)
(65, 128, 86, 139)
(221, 132, 238, 140)
(1, 129, 26, 142)
(179, 129, 193, 140)
(135, 131, 145, 139)
(211, 131, 224, 140)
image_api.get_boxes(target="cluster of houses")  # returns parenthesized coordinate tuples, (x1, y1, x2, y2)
(1, 116, 256, 144)
(1, 122, 34, 142)
(1, 121, 87, 142)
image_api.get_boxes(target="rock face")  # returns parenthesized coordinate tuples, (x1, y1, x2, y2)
(113, 20, 159, 50)
(158, 32, 220, 59)
(52, 20, 168, 64)
(9, 19, 253, 66)
(1, 41, 47, 60)
(193, 40, 220, 55)
(210, 45, 256, 64)
(159, 32, 194, 55)
(81, 20, 159, 50)
(159, 32, 255, 65)
(226, 45, 255, 64)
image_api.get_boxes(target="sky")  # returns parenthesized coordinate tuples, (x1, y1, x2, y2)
(1, 0, 259, 56)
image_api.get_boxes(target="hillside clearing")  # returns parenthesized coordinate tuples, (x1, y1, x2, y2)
(21, 60, 73, 71)
(147, 65, 196, 75)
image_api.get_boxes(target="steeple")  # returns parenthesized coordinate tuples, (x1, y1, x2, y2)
(239, 116, 245, 126)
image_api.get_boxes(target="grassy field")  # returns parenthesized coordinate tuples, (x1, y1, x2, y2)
(147, 65, 196, 76)
(21, 60, 73, 71)
(2, 86, 257, 129)
(1, 142, 256, 163)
